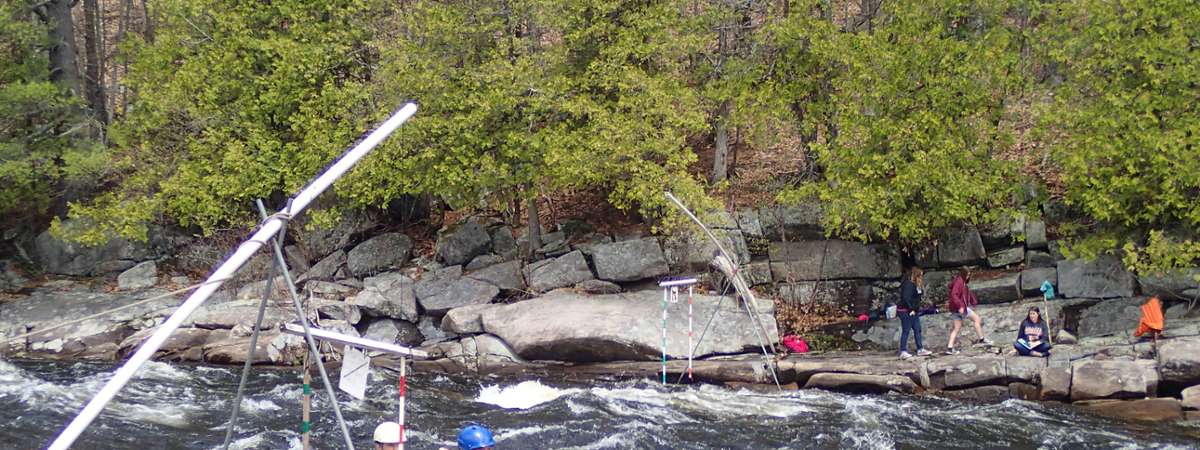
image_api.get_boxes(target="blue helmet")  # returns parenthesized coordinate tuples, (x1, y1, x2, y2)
(457, 424, 496, 450)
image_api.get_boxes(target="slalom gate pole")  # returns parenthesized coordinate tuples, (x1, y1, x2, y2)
(302, 355, 312, 450)
(45, 103, 417, 450)
(399, 356, 407, 450)
(687, 285, 694, 381)
(661, 288, 668, 385)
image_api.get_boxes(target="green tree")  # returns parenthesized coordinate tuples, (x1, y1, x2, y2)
(357, 0, 713, 238)
(59, 0, 383, 243)
(1043, 0, 1200, 272)
(0, 0, 105, 229)
(781, 0, 1028, 243)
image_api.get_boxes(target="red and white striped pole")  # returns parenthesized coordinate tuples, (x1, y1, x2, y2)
(687, 285, 694, 381)
(398, 356, 407, 449)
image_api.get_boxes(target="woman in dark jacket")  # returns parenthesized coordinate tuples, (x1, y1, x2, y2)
(898, 267, 932, 358)
(1015, 306, 1051, 357)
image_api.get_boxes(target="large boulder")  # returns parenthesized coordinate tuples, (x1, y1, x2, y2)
(346, 233, 413, 277)
(1182, 385, 1200, 410)
(473, 333, 526, 369)
(465, 260, 525, 291)
(759, 204, 824, 240)
(768, 240, 900, 281)
(925, 355, 1006, 389)
(979, 216, 1025, 249)
(1157, 337, 1200, 386)
(803, 373, 917, 394)
(1, 288, 179, 358)
(1070, 360, 1146, 401)
(1057, 256, 1135, 299)
(298, 250, 346, 283)
(735, 210, 764, 238)
(1139, 268, 1200, 301)
(314, 299, 362, 324)
(1020, 268, 1057, 297)
(1025, 251, 1057, 268)
(1039, 366, 1072, 401)
(491, 227, 519, 260)
(663, 229, 751, 271)
(436, 219, 492, 266)
(777, 280, 867, 314)
(117, 261, 158, 290)
(418, 278, 498, 316)
(361, 318, 423, 347)
(1024, 219, 1048, 250)
(935, 227, 987, 267)
(524, 251, 594, 293)
(186, 299, 295, 330)
(32, 224, 156, 276)
(291, 208, 376, 262)
(440, 303, 497, 334)
(480, 290, 778, 362)
(591, 238, 670, 282)
(1006, 355, 1048, 382)
(349, 272, 418, 322)
(1077, 298, 1142, 338)
(202, 330, 304, 365)
(970, 272, 1021, 304)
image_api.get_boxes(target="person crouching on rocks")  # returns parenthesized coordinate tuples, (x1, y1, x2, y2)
(1015, 306, 1051, 357)
(946, 269, 992, 354)
(898, 267, 933, 359)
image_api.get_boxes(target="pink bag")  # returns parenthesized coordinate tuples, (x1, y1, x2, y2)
(782, 335, 809, 353)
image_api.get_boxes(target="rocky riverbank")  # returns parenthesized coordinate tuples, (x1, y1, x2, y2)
(3, 207, 1200, 425)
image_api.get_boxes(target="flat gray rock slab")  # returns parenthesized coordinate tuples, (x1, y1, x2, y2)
(1070, 360, 1146, 401)
(117, 261, 158, 290)
(418, 277, 498, 316)
(480, 290, 777, 362)
(590, 237, 669, 282)
(768, 240, 900, 280)
(466, 260, 525, 291)
(1058, 256, 1135, 299)
(524, 251, 594, 293)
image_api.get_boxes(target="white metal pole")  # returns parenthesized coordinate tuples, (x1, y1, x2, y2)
(46, 103, 418, 450)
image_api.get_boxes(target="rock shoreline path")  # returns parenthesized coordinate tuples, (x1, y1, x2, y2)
(4, 211, 1200, 427)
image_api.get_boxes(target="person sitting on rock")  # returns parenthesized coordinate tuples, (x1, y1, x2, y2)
(946, 269, 992, 354)
(1014, 306, 1051, 357)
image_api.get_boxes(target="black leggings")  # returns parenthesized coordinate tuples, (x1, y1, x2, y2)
(1014, 340, 1050, 356)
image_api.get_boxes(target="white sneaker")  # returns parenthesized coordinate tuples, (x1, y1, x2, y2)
(899, 351, 913, 359)
(916, 349, 933, 356)
(978, 337, 994, 346)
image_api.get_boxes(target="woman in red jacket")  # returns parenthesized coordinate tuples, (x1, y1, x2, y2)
(945, 269, 993, 354)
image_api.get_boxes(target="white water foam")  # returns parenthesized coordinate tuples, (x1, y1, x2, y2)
(475, 380, 579, 410)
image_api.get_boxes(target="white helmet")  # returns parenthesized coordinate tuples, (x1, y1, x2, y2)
(373, 422, 401, 444)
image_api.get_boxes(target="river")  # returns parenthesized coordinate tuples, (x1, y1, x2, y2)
(2, 359, 1197, 449)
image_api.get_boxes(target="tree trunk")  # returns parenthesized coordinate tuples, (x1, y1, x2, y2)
(525, 193, 541, 260)
(43, 0, 81, 95)
(711, 100, 731, 182)
(82, 0, 109, 125)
